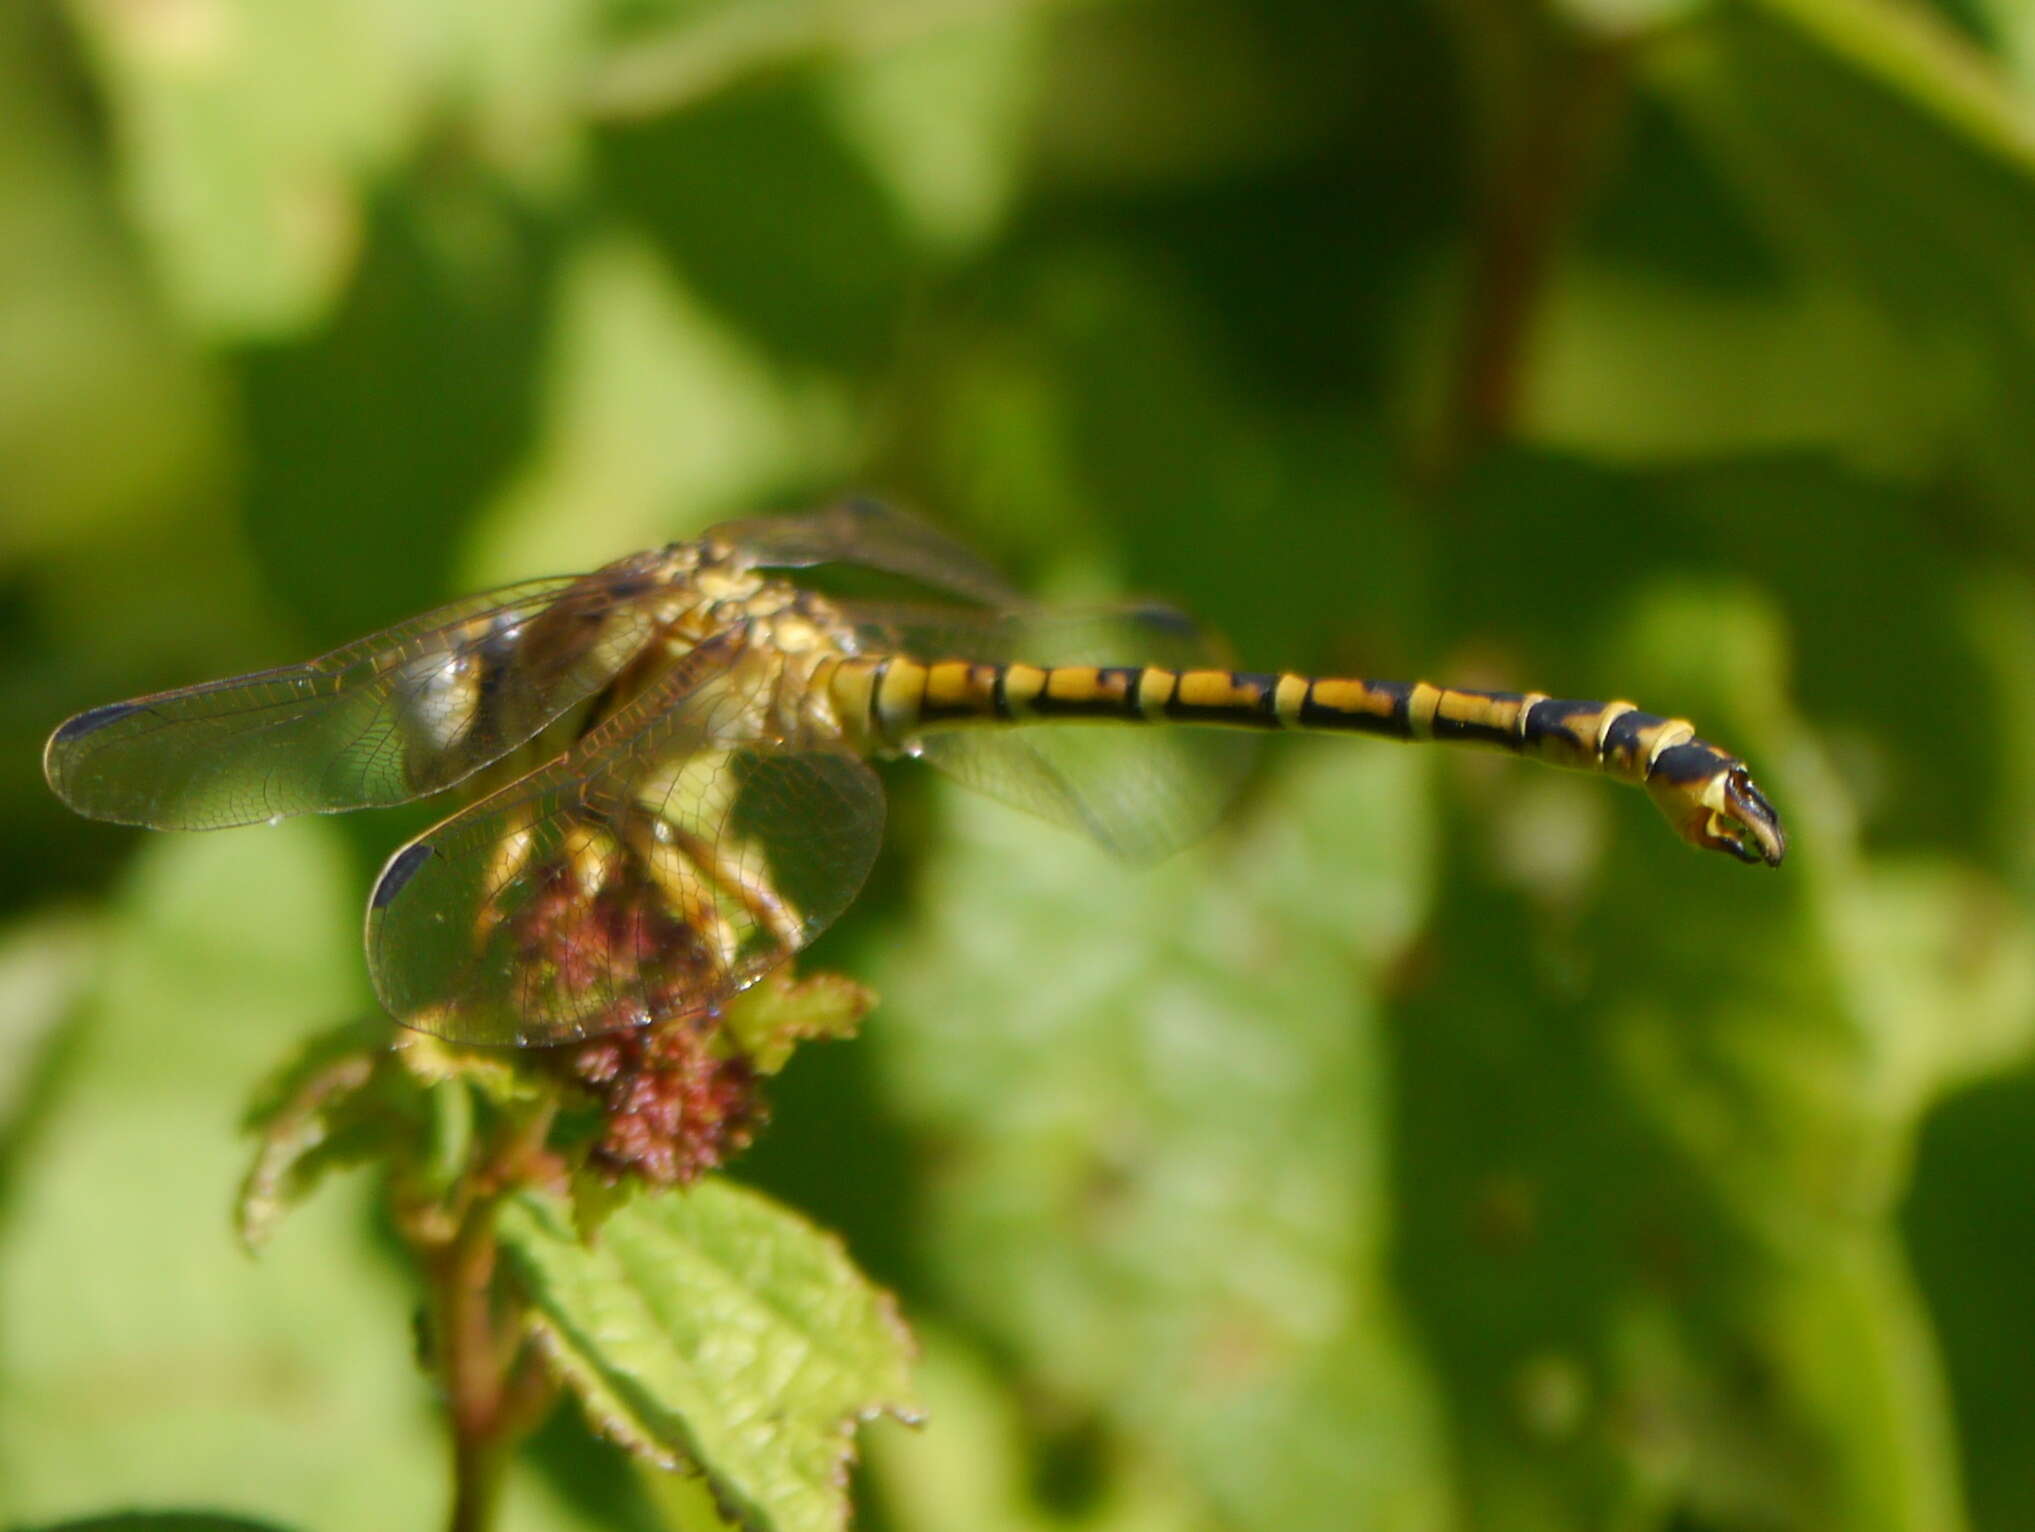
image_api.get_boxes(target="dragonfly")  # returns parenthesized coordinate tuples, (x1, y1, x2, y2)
(45, 502, 1785, 1048)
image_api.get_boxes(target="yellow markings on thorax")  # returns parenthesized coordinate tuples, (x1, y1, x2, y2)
(820, 657, 881, 747)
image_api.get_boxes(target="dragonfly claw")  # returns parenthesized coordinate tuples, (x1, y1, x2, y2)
(1657, 762, 1786, 866)
(1721, 766, 1786, 866)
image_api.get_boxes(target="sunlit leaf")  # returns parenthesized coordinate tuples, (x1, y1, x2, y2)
(64, 0, 406, 336)
(872, 742, 1450, 1532)
(236, 1017, 402, 1251)
(499, 1181, 916, 1532)
(0, 829, 438, 1526)
(63, 0, 599, 338)
(722, 969, 875, 1077)
(864, 1322, 1223, 1532)
(0, 910, 95, 1142)
(465, 232, 847, 584)
(1749, 0, 2035, 175)
(21, 1516, 298, 1532)
(824, 13, 1039, 255)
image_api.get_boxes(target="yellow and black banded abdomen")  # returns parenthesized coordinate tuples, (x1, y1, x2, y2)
(827, 657, 1786, 866)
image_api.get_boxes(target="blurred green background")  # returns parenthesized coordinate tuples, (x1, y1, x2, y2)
(5, 0, 2035, 1528)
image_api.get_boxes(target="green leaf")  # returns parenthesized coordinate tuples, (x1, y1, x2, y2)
(863, 1321, 1224, 1532)
(465, 232, 846, 585)
(63, 0, 598, 339)
(585, 0, 1061, 123)
(1382, 564, 1968, 1532)
(722, 969, 876, 1076)
(22, 1516, 297, 1531)
(393, 1026, 556, 1108)
(498, 1181, 917, 1532)
(1749, 0, 2035, 175)
(0, 26, 221, 558)
(1647, 6, 2035, 517)
(0, 829, 446, 1526)
(568, 1161, 645, 1246)
(637, 1464, 749, 1532)
(236, 1018, 401, 1251)
(1516, 260, 1953, 468)
(0, 909, 96, 1145)
(871, 742, 1451, 1532)
(824, 12, 1039, 256)
(64, 1, 411, 337)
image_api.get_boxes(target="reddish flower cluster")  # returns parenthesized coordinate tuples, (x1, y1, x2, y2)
(507, 825, 770, 1181)
(565, 1015, 763, 1186)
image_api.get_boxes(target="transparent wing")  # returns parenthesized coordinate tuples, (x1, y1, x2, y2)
(44, 553, 676, 830)
(706, 498, 1018, 606)
(838, 599, 1233, 668)
(366, 634, 887, 1047)
(851, 600, 1259, 863)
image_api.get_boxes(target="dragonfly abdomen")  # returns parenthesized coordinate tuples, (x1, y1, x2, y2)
(828, 657, 1299, 735)
(834, 657, 1785, 867)
(844, 658, 1641, 756)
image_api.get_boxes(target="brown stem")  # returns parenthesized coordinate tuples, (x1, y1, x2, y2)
(423, 1095, 561, 1532)
(1424, 8, 1637, 485)
(440, 1203, 508, 1532)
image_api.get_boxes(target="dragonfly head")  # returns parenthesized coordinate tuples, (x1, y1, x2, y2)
(1647, 754, 1786, 867)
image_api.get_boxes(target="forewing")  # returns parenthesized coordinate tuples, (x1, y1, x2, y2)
(366, 636, 886, 1047)
(707, 499, 1017, 606)
(860, 601, 1260, 863)
(840, 599, 1232, 668)
(45, 560, 671, 830)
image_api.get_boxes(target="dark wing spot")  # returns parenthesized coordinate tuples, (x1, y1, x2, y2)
(53, 700, 147, 742)
(597, 574, 655, 602)
(372, 842, 435, 908)
(1128, 603, 1199, 638)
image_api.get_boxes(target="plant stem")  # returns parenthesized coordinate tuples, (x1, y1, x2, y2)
(1422, 0, 1636, 484)
(425, 1095, 561, 1532)
(441, 1199, 508, 1532)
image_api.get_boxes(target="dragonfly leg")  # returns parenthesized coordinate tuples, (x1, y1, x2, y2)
(629, 822, 743, 970)
(664, 823, 806, 949)
(625, 748, 807, 954)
